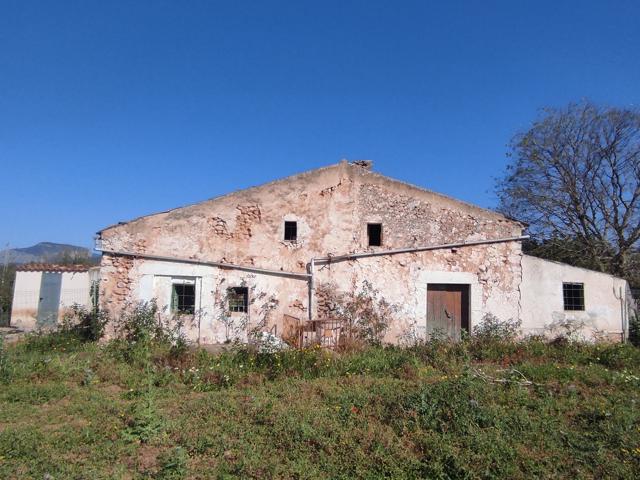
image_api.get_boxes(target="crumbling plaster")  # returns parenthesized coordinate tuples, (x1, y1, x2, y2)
(98, 161, 525, 343)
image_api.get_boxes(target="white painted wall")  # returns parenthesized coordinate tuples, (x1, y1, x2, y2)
(10, 271, 42, 331)
(129, 259, 294, 344)
(110, 255, 523, 345)
(60, 272, 93, 310)
(521, 255, 631, 341)
(10, 270, 93, 331)
(100, 254, 637, 345)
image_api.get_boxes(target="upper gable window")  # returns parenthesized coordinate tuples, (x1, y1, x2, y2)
(367, 223, 382, 247)
(563, 282, 585, 311)
(284, 221, 297, 242)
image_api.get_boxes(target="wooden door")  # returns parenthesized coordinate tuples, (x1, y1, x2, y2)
(427, 284, 469, 340)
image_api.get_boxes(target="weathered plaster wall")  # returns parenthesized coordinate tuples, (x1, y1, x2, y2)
(521, 255, 631, 341)
(59, 271, 93, 315)
(98, 161, 524, 343)
(10, 271, 41, 330)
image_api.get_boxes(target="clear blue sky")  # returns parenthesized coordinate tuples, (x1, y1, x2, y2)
(1, 1, 639, 249)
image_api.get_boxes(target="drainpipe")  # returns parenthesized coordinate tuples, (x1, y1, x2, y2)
(96, 248, 311, 280)
(308, 258, 315, 321)
(614, 285, 628, 343)
(197, 277, 203, 345)
(620, 286, 626, 343)
(312, 235, 529, 263)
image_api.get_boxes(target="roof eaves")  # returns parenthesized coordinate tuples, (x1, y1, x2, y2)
(16, 263, 92, 273)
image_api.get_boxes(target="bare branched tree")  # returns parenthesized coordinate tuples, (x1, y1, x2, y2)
(497, 102, 640, 279)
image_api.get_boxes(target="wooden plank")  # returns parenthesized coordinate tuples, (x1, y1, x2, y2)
(426, 284, 469, 340)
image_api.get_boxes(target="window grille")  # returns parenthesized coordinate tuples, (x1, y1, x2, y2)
(228, 286, 248, 313)
(562, 282, 585, 311)
(284, 221, 297, 241)
(171, 279, 195, 314)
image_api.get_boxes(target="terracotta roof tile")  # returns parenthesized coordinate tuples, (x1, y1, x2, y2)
(16, 263, 92, 273)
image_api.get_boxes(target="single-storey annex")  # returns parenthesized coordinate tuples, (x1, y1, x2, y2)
(95, 160, 634, 344)
(10, 264, 99, 331)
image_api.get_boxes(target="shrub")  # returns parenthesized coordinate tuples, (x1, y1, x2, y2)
(316, 281, 396, 348)
(110, 301, 188, 361)
(0, 335, 12, 383)
(14, 305, 107, 355)
(588, 343, 640, 369)
(473, 314, 521, 343)
(61, 304, 108, 342)
(112, 300, 163, 346)
(156, 447, 188, 479)
(20, 329, 84, 353)
(409, 336, 470, 370)
(544, 317, 587, 343)
(122, 390, 165, 444)
(630, 312, 640, 347)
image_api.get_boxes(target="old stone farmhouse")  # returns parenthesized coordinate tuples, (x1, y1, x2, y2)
(96, 160, 634, 344)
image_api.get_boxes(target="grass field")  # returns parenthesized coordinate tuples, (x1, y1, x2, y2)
(1, 331, 639, 479)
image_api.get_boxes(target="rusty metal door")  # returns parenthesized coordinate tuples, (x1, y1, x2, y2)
(427, 284, 469, 340)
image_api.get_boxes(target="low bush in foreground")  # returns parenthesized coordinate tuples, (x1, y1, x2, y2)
(0, 331, 639, 479)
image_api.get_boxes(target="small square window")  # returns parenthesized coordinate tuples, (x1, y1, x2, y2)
(563, 283, 584, 311)
(284, 221, 297, 241)
(228, 287, 248, 313)
(367, 223, 382, 246)
(172, 283, 195, 314)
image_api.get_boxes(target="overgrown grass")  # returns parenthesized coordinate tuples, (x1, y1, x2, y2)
(0, 332, 639, 479)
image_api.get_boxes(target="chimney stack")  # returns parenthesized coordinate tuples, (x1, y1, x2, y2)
(350, 159, 373, 170)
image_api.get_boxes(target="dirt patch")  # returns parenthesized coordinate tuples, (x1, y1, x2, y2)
(100, 384, 126, 396)
(129, 445, 164, 473)
(1, 327, 26, 344)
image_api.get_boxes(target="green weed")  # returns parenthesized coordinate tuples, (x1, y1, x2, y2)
(0, 330, 638, 479)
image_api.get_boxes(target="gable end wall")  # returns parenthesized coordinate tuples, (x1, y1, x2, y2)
(98, 163, 524, 343)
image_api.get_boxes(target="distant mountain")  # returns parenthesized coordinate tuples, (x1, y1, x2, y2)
(0, 242, 97, 264)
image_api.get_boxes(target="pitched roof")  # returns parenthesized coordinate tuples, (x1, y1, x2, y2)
(16, 264, 93, 273)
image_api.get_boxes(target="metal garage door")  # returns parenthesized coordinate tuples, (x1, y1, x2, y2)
(37, 272, 62, 328)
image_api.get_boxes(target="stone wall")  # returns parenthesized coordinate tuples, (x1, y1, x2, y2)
(98, 161, 524, 343)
